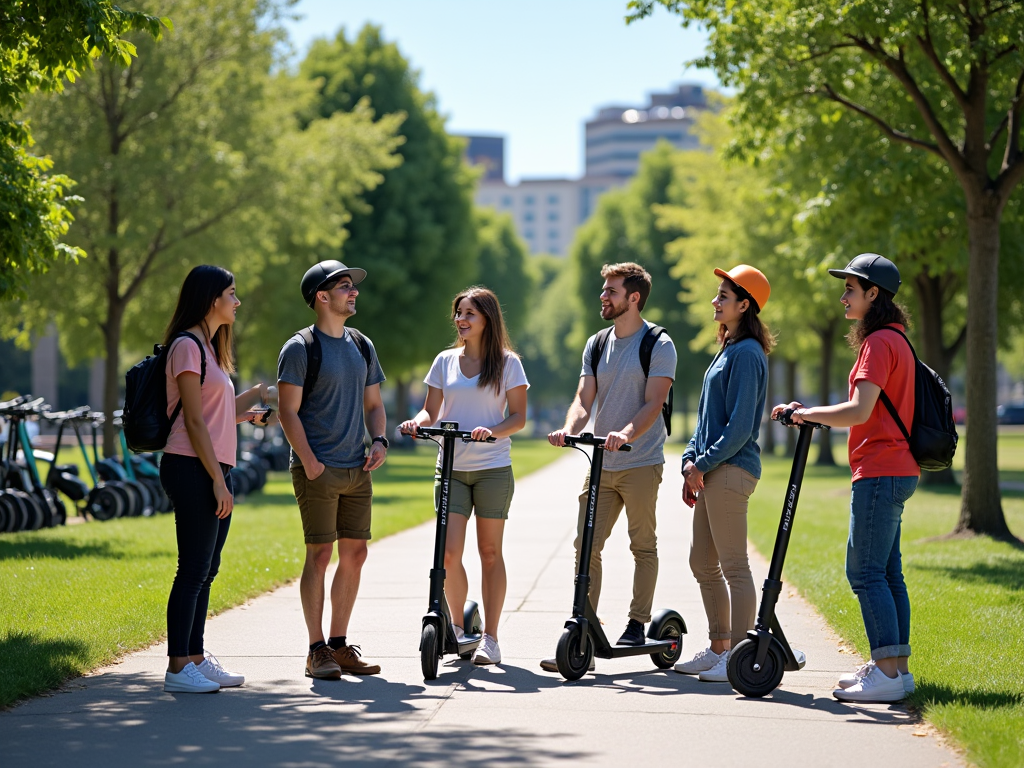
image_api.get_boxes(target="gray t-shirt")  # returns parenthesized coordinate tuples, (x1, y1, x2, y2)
(277, 326, 386, 469)
(581, 321, 677, 471)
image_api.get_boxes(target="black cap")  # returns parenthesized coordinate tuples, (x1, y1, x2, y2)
(300, 260, 367, 308)
(828, 253, 901, 296)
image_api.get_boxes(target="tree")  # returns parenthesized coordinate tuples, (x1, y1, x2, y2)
(631, 0, 1024, 539)
(570, 142, 708, 415)
(473, 207, 530, 339)
(299, 25, 477, 426)
(1, 1, 166, 299)
(4, 0, 401, 454)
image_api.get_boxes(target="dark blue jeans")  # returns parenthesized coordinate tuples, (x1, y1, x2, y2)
(161, 453, 232, 658)
(845, 475, 919, 661)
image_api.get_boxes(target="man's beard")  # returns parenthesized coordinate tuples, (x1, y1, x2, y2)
(329, 297, 356, 318)
(601, 301, 628, 321)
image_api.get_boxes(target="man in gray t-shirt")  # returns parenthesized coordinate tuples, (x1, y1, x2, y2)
(277, 260, 389, 681)
(545, 262, 677, 663)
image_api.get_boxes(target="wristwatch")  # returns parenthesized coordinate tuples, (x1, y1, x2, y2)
(372, 435, 389, 449)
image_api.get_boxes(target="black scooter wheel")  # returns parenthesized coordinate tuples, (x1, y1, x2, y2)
(650, 617, 685, 669)
(420, 623, 440, 681)
(88, 486, 124, 521)
(727, 638, 785, 698)
(555, 625, 593, 681)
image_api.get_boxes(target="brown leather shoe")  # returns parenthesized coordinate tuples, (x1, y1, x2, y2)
(332, 644, 381, 675)
(305, 645, 342, 679)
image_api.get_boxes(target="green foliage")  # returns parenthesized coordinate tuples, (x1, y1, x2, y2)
(569, 142, 709, 401)
(0, 0, 168, 299)
(472, 207, 530, 339)
(298, 25, 477, 382)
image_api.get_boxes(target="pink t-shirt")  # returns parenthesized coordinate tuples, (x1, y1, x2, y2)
(164, 335, 236, 467)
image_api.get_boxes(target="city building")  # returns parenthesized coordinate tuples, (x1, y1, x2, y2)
(462, 84, 709, 255)
(585, 84, 707, 178)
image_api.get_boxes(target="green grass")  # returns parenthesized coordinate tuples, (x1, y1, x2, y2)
(0, 439, 559, 708)
(747, 440, 1024, 768)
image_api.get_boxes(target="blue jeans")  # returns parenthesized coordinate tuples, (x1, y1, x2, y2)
(845, 475, 919, 661)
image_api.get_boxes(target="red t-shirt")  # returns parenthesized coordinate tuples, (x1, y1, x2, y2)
(847, 324, 920, 481)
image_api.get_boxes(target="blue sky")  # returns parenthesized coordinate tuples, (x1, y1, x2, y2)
(283, 0, 718, 183)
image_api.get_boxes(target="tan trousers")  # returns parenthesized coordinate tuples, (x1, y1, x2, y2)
(689, 463, 758, 646)
(574, 463, 663, 624)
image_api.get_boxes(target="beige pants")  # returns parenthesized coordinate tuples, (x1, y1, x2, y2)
(689, 463, 758, 646)
(574, 463, 663, 624)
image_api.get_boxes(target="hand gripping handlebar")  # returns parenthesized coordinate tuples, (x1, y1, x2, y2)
(773, 408, 830, 430)
(561, 432, 633, 452)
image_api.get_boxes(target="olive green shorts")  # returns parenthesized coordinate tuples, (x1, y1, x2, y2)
(291, 464, 373, 543)
(434, 465, 515, 520)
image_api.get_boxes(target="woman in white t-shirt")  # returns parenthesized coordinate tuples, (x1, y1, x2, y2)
(400, 287, 529, 666)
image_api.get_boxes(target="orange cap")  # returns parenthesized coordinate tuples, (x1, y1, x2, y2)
(713, 265, 770, 312)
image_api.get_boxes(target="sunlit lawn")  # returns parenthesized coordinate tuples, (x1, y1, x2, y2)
(0, 439, 559, 708)
(745, 430, 1024, 768)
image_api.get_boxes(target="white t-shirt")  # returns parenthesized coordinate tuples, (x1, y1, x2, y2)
(424, 349, 530, 471)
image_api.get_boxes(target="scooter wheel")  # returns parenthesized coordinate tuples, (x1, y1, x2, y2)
(727, 638, 785, 698)
(420, 623, 440, 681)
(555, 624, 593, 681)
(460, 601, 482, 660)
(650, 616, 685, 669)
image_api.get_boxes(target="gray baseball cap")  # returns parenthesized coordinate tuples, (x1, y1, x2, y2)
(828, 253, 901, 296)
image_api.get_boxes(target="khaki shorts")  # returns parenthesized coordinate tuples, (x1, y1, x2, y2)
(434, 465, 514, 520)
(291, 464, 373, 544)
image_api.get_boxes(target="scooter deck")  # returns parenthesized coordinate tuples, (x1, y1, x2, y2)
(593, 639, 675, 660)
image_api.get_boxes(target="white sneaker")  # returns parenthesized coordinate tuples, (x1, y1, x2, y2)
(540, 656, 595, 672)
(698, 650, 731, 682)
(674, 646, 722, 675)
(902, 671, 915, 694)
(197, 652, 245, 687)
(836, 661, 875, 689)
(452, 625, 466, 643)
(833, 663, 906, 702)
(473, 634, 501, 665)
(164, 662, 220, 693)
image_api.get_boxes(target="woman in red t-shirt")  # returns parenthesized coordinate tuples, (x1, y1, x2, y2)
(773, 254, 919, 704)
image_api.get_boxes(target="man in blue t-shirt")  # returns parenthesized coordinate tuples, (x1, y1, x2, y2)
(277, 260, 387, 680)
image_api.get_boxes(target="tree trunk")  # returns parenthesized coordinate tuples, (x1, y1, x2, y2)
(102, 295, 125, 458)
(815, 320, 837, 466)
(956, 210, 1012, 539)
(762, 355, 776, 456)
(913, 271, 963, 487)
(785, 357, 798, 457)
(393, 377, 411, 448)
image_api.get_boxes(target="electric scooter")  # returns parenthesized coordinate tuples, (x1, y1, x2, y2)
(726, 409, 826, 697)
(411, 421, 495, 680)
(553, 433, 686, 681)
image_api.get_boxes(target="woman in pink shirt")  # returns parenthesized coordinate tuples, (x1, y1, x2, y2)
(161, 265, 269, 694)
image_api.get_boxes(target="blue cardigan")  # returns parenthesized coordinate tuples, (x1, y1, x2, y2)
(681, 337, 768, 479)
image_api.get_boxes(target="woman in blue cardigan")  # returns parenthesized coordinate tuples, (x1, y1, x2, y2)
(675, 265, 775, 683)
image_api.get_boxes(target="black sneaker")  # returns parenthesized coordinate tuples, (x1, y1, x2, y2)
(616, 618, 645, 646)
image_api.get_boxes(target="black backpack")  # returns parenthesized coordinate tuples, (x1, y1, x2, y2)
(588, 324, 673, 436)
(294, 325, 373, 410)
(870, 326, 958, 471)
(123, 332, 206, 453)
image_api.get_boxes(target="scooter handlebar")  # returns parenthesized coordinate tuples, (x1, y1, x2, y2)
(773, 408, 830, 430)
(410, 426, 497, 443)
(562, 433, 632, 452)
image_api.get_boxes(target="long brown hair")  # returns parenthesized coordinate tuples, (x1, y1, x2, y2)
(716, 278, 776, 355)
(164, 265, 236, 373)
(846, 277, 911, 349)
(451, 286, 517, 394)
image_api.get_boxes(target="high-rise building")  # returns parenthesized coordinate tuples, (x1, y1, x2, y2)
(467, 84, 708, 256)
(585, 84, 707, 178)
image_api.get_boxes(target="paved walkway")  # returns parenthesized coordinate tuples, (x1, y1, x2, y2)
(1, 455, 961, 767)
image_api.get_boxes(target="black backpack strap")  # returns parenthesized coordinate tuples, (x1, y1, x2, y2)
(638, 324, 665, 378)
(346, 327, 374, 369)
(168, 332, 207, 425)
(588, 327, 614, 381)
(297, 326, 320, 410)
(866, 325, 914, 442)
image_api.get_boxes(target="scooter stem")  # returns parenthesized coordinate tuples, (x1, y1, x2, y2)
(429, 431, 457, 616)
(572, 445, 603, 617)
